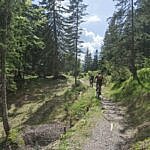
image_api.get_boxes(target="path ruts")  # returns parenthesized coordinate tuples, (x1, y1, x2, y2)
(83, 97, 132, 150)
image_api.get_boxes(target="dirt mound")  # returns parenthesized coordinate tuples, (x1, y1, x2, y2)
(52, 74, 67, 80)
(23, 123, 66, 147)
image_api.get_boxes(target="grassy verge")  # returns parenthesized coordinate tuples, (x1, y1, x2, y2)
(130, 138, 150, 150)
(103, 68, 150, 149)
(49, 88, 101, 150)
(1, 75, 100, 149)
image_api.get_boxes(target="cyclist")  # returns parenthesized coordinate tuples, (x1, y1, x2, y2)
(89, 75, 94, 87)
(95, 72, 103, 98)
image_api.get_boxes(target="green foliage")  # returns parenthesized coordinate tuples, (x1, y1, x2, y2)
(68, 88, 98, 122)
(87, 71, 98, 77)
(130, 138, 150, 150)
(100, 0, 150, 78)
(0, 1, 46, 91)
(8, 128, 25, 149)
(111, 67, 131, 82)
(71, 80, 86, 91)
(92, 50, 99, 71)
(0, 0, 87, 92)
(111, 68, 150, 100)
(143, 58, 150, 68)
(84, 49, 99, 72)
(58, 88, 100, 149)
(138, 68, 150, 85)
(78, 73, 84, 79)
(84, 48, 93, 72)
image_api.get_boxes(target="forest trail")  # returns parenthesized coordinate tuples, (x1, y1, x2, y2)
(83, 96, 133, 150)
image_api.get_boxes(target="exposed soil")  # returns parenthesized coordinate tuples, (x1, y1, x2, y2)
(22, 123, 69, 149)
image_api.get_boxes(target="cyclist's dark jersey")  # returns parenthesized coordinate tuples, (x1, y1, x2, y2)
(95, 75, 103, 85)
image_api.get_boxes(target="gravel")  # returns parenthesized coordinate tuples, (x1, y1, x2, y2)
(83, 97, 131, 150)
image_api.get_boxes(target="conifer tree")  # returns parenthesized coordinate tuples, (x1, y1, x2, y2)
(92, 49, 99, 71)
(84, 48, 92, 72)
(69, 0, 87, 85)
(41, 0, 67, 78)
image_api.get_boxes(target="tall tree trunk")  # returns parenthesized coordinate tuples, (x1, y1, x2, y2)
(75, 1, 79, 86)
(75, 38, 78, 86)
(53, 0, 59, 78)
(1, 47, 10, 137)
(0, 0, 10, 137)
(130, 0, 138, 80)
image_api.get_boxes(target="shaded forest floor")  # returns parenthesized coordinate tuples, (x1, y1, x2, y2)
(0, 76, 71, 133)
(0, 75, 74, 148)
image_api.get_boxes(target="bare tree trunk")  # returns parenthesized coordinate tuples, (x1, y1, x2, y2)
(75, 1, 79, 86)
(75, 38, 78, 86)
(0, 0, 10, 137)
(130, 0, 138, 80)
(1, 48, 10, 137)
(53, 0, 59, 78)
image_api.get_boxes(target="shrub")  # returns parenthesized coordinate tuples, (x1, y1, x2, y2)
(7, 129, 25, 149)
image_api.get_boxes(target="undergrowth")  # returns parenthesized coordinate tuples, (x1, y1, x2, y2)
(130, 138, 150, 150)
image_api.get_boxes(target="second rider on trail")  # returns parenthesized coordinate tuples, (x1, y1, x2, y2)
(89, 75, 94, 87)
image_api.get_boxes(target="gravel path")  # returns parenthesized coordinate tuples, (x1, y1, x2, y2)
(83, 97, 131, 150)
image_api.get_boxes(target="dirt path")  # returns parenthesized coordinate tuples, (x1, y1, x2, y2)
(83, 97, 132, 150)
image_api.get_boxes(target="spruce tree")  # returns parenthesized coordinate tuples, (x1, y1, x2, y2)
(69, 0, 87, 85)
(84, 48, 92, 72)
(41, 0, 67, 78)
(92, 49, 99, 71)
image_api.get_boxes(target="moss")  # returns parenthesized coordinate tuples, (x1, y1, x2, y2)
(4, 128, 25, 149)
(69, 88, 97, 121)
(8, 129, 24, 145)
(110, 68, 150, 102)
(130, 138, 150, 150)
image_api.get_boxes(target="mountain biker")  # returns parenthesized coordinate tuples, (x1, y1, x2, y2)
(89, 75, 94, 87)
(95, 72, 103, 98)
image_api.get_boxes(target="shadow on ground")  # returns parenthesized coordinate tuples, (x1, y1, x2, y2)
(0, 77, 68, 121)
(8, 77, 67, 107)
(24, 94, 66, 125)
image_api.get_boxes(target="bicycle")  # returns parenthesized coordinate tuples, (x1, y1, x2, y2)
(96, 84, 101, 99)
(89, 79, 94, 87)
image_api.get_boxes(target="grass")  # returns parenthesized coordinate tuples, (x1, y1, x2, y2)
(51, 88, 101, 150)
(0, 76, 72, 144)
(1, 74, 100, 149)
(130, 138, 150, 150)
